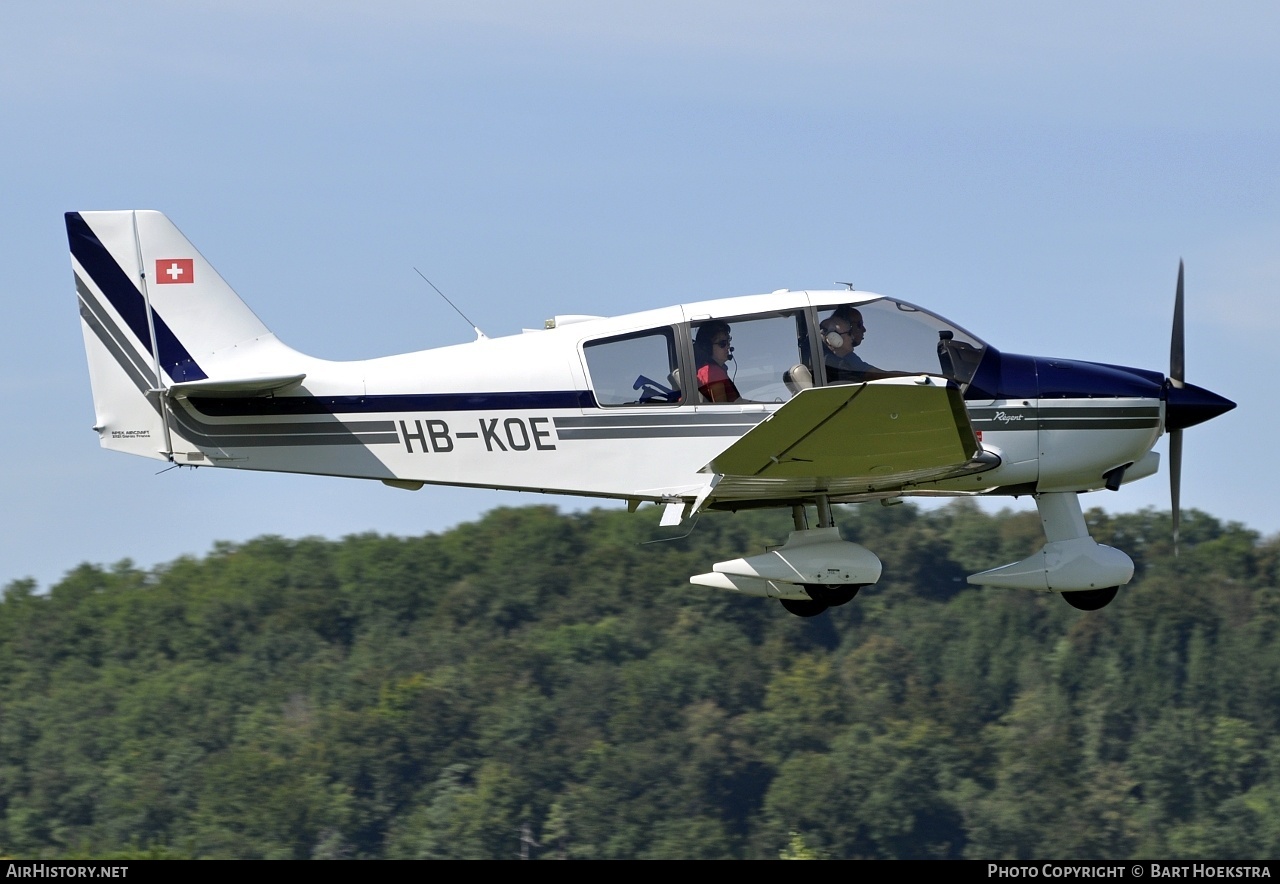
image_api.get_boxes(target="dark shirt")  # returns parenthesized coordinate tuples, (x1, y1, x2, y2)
(824, 349, 878, 383)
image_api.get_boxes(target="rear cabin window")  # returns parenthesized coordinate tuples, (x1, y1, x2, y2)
(583, 328, 680, 406)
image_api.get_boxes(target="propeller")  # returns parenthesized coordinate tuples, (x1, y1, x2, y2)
(1163, 261, 1236, 553)
(1170, 261, 1184, 552)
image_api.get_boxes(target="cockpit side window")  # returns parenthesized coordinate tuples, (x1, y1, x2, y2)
(583, 328, 680, 406)
(690, 312, 813, 404)
(815, 300, 987, 385)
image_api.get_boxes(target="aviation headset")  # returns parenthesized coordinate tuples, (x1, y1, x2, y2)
(822, 308, 861, 349)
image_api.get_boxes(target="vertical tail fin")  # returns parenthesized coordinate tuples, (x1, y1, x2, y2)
(68, 210, 292, 461)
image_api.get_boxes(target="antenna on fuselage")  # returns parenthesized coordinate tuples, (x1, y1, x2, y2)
(414, 268, 488, 340)
(836, 281, 856, 291)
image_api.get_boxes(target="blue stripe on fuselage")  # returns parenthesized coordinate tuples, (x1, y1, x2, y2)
(65, 212, 207, 382)
(185, 390, 600, 417)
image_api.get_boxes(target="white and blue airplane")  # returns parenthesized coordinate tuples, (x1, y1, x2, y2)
(67, 210, 1234, 616)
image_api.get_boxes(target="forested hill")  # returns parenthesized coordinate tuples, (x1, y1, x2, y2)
(1, 501, 1277, 859)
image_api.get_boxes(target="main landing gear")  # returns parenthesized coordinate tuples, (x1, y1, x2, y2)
(688, 495, 882, 618)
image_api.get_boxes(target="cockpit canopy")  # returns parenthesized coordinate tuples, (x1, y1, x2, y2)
(582, 296, 987, 407)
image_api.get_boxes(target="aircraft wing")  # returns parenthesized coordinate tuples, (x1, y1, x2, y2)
(700, 377, 992, 505)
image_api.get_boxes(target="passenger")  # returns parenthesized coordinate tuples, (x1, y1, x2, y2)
(693, 320, 742, 403)
(820, 306, 881, 383)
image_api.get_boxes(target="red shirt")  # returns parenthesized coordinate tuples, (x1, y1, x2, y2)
(697, 362, 741, 402)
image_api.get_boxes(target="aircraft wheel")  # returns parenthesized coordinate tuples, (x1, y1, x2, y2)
(1061, 586, 1119, 611)
(779, 598, 829, 617)
(804, 584, 861, 607)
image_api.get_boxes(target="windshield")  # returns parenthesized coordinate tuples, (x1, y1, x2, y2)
(814, 298, 987, 386)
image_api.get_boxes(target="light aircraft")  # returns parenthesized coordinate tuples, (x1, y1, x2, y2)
(67, 210, 1235, 616)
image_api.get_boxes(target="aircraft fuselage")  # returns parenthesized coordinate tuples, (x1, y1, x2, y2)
(152, 291, 1212, 508)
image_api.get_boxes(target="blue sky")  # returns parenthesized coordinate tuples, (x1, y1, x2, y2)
(3, 2, 1273, 589)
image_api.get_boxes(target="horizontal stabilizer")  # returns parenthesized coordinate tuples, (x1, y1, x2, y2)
(167, 373, 306, 398)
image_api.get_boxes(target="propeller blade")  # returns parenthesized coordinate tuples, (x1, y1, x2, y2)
(1172, 259, 1187, 557)
(1169, 429, 1182, 555)
(1170, 260, 1185, 388)
(1168, 260, 1186, 555)
(1163, 260, 1233, 553)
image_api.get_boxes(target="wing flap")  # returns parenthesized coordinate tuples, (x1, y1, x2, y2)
(706, 378, 979, 484)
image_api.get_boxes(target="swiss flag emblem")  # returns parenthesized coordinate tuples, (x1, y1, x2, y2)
(155, 258, 195, 284)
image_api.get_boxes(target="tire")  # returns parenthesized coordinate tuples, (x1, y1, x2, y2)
(779, 598, 829, 617)
(803, 584, 861, 607)
(1061, 586, 1119, 611)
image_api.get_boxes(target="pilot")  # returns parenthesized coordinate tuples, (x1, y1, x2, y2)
(820, 306, 880, 383)
(693, 320, 742, 403)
